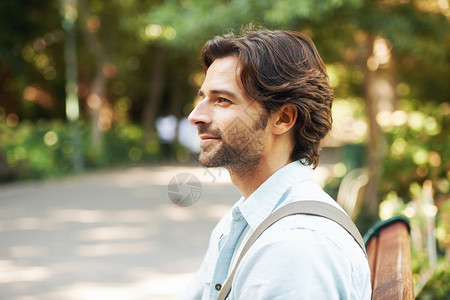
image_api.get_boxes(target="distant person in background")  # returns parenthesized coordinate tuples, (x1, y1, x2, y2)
(178, 116, 201, 161)
(155, 113, 177, 160)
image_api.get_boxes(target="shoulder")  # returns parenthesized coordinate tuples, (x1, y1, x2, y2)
(240, 218, 356, 273)
(231, 215, 371, 299)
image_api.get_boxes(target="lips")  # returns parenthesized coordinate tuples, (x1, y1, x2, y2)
(199, 134, 221, 147)
(200, 135, 221, 141)
(200, 134, 219, 139)
(197, 125, 222, 145)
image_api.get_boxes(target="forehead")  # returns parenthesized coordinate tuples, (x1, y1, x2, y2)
(202, 56, 243, 93)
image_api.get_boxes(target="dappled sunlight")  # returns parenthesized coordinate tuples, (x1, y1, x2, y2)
(142, 272, 194, 298)
(196, 204, 232, 220)
(156, 204, 196, 221)
(111, 166, 177, 187)
(156, 202, 232, 222)
(110, 210, 152, 223)
(313, 166, 332, 187)
(44, 272, 194, 300)
(52, 209, 157, 224)
(328, 98, 367, 144)
(0, 165, 239, 298)
(9, 246, 48, 258)
(7, 217, 55, 231)
(76, 242, 153, 257)
(51, 209, 107, 223)
(111, 165, 231, 188)
(77, 226, 149, 241)
(367, 36, 392, 71)
(0, 260, 51, 283)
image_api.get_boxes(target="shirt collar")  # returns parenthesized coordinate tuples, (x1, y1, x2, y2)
(235, 160, 313, 230)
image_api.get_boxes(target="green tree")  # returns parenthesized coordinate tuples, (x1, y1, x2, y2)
(0, 1, 66, 120)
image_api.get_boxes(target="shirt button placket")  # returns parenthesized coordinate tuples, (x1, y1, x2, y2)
(209, 207, 246, 299)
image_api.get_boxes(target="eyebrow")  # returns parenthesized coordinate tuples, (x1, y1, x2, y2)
(197, 89, 238, 99)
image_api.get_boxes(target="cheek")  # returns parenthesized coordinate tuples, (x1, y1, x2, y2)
(213, 110, 240, 129)
(244, 107, 265, 126)
(222, 117, 258, 144)
(213, 104, 265, 133)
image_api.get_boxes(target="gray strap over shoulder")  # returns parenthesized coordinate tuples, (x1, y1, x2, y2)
(217, 200, 366, 300)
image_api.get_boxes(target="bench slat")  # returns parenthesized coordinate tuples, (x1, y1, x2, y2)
(371, 222, 414, 300)
(366, 236, 378, 288)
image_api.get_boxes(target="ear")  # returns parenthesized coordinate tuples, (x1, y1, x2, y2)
(272, 104, 297, 135)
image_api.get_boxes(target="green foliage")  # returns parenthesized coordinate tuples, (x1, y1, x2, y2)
(375, 98, 449, 297)
(376, 182, 450, 298)
(0, 119, 160, 182)
(417, 260, 450, 300)
(436, 200, 450, 256)
(141, 0, 363, 51)
(380, 101, 449, 202)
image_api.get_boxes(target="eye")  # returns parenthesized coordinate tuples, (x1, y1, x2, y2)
(217, 97, 231, 104)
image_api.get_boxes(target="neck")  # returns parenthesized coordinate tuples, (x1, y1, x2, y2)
(228, 152, 292, 199)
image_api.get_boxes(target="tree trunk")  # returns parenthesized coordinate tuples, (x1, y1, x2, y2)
(168, 71, 185, 118)
(363, 35, 396, 220)
(142, 45, 165, 141)
(79, 0, 110, 154)
(88, 67, 107, 151)
(364, 62, 381, 216)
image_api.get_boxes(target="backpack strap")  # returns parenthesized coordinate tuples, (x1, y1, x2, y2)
(217, 200, 366, 300)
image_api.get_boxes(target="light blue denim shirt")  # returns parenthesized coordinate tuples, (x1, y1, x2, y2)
(179, 161, 371, 299)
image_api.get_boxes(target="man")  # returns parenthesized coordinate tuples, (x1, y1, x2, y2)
(181, 28, 371, 299)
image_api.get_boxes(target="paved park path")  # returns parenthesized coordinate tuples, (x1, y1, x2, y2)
(0, 165, 241, 300)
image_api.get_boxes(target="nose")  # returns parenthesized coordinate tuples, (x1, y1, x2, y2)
(188, 98, 212, 126)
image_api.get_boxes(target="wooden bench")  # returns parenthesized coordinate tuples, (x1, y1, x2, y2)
(364, 216, 415, 299)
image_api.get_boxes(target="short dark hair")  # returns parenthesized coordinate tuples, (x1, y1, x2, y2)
(201, 28, 333, 168)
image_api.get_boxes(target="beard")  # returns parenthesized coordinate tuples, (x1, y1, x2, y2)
(197, 111, 269, 175)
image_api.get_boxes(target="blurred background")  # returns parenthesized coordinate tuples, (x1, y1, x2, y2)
(0, 0, 449, 299)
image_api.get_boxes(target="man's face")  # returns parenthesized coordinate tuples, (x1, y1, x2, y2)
(188, 56, 270, 174)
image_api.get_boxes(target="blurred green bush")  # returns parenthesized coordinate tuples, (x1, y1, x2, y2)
(0, 120, 161, 182)
(380, 101, 449, 204)
(418, 259, 450, 300)
(375, 100, 449, 298)
(323, 100, 449, 298)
